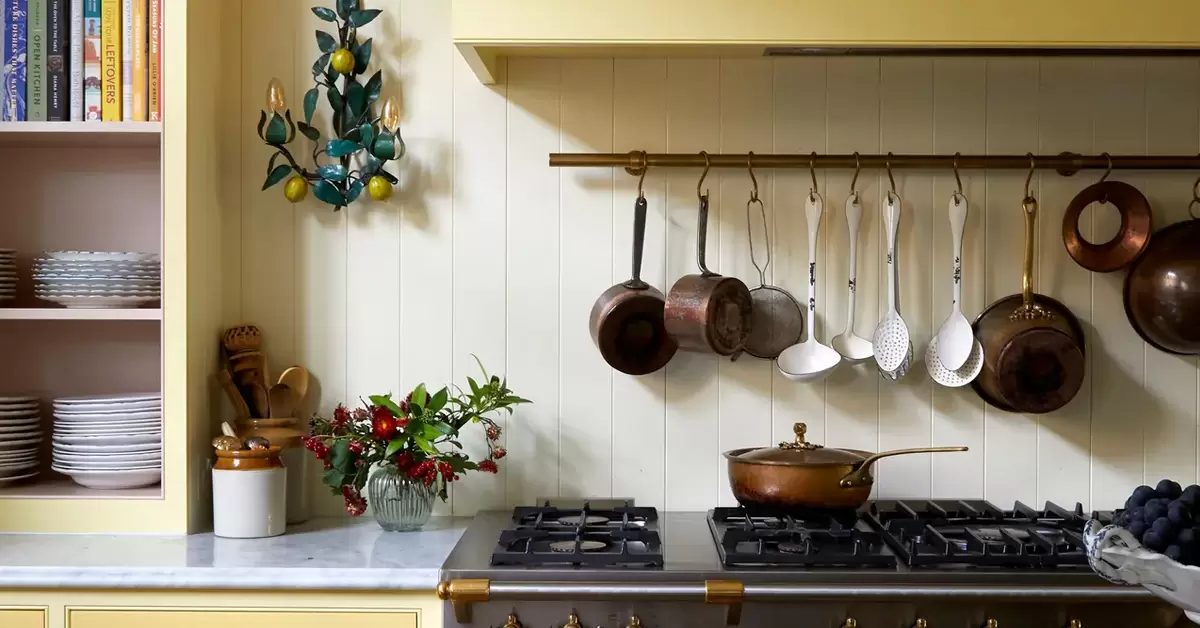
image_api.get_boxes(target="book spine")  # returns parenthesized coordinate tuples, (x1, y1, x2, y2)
(128, 0, 139, 120)
(145, 0, 154, 120)
(117, 0, 126, 119)
(4, 0, 25, 120)
(46, 0, 63, 120)
(82, 0, 96, 119)
(98, 0, 114, 120)
(67, 0, 79, 119)
(25, 0, 40, 120)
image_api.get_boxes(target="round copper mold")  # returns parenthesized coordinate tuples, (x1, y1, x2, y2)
(1063, 180, 1152, 273)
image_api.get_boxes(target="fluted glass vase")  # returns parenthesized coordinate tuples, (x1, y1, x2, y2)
(367, 463, 436, 532)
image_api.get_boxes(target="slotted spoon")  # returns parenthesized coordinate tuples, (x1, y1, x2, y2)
(778, 191, 842, 382)
(935, 193, 975, 370)
(872, 192, 912, 379)
(926, 334, 983, 387)
(831, 193, 875, 363)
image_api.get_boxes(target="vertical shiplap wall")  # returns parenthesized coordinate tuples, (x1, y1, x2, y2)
(237, 0, 1200, 516)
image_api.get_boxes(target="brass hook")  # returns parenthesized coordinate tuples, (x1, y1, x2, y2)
(885, 152, 897, 203)
(849, 151, 861, 201)
(953, 152, 964, 199)
(697, 151, 711, 201)
(1097, 151, 1113, 204)
(747, 151, 759, 202)
(1024, 152, 1036, 201)
(808, 151, 819, 201)
(636, 151, 647, 200)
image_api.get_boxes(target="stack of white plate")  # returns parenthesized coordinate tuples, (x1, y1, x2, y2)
(0, 248, 15, 303)
(51, 393, 162, 489)
(0, 396, 43, 485)
(33, 251, 160, 309)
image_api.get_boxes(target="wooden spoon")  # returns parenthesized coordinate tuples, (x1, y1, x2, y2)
(268, 383, 295, 419)
(278, 366, 310, 407)
(247, 383, 270, 419)
(216, 370, 251, 418)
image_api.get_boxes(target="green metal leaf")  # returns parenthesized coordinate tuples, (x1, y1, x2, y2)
(318, 164, 348, 182)
(345, 81, 366, 118)
(379, 168, 398, 185)
(315, 30, 336, 54)
(346, 179, 364, 204)
(359, 123, 374, 148)
(264, 113, 288, 145)
(373, 131, 395, 160)
(345, 126, 362, 143)
(353, 38, 372, 74)
(296, 122, 320, 142)
(325, 139, 359, 157)
(337, 0, 356, 19)
(302, 88, 319, 124)
(311, 52, 330, 78)
(311, 6, 336, 21)
(364, 70, 382, 103)
(261, 165, 292, 190)
(256, 110, 267, 139)
(313, 179, 346, 207)
(326, 85, 344, 114)
(349, 8, 381, 27)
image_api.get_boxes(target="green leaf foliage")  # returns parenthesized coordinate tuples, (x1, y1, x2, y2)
(311, 53, 330, 78)
(261, 164, 292, 190)
(318, 164, 348, 182)
(346, 179, 364, 204)
(373, 132, 396, 160)
(369, 394, 405, 417)
(428, 388, 448, 414)
(311, 6, 336, 21)
(410, 383, 428, 412)
(330, 439, 354, 471)
(315, 30, 336, 54)
(364, 70, 382, 103)
(349, 9, 381, 27)
(264, 113, 288, 145)
(353, 38, 372, 74)
(337, 0, 356, 19)
(297, 121, 320, 142)
(326, 86, 344, 114)
(345, 81, 366, 119)
(384, 437, 406, 458)
(313, 179, 345, 206)
(326, 139, 359, 157)
(359, 122, 374, 148)
(322, 467, 346, 489)
(303, 87, 319, 124)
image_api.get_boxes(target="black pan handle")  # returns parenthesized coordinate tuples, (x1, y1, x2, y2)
(623, 196, 650, 290)
(696, 193, 716, 277)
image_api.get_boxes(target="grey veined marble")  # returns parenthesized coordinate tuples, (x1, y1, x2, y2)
(0, 517, 469, 590)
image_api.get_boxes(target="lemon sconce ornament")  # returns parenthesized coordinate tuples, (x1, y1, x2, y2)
(256, 0, 404, 210)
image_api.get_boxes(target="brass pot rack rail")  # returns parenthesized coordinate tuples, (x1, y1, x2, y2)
(548, 151, 1200, 176)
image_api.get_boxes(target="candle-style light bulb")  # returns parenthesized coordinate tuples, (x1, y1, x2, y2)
(380, 96, 401, 134)
(266, 77, 287, 114)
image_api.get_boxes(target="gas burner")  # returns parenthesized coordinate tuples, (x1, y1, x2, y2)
(865, 499, 1117, 568)
(549, 540, 607, 552)
(491, 499, 663, 568)
(708, 507, 897, 568)
(558, 515, 609, 526)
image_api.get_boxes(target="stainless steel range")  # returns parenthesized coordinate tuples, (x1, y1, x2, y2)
(438, 499, 1181, 628)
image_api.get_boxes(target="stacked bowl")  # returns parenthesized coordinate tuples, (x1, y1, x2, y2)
(0, 396, 43, 485)
(0, 248, 15, 303)
(33, 251, 161, 309)
(51, 393, 162, 489)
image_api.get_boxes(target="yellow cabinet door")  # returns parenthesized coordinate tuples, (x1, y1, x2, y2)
(0, 609, 45, 628)
(70, 610, 418, 628)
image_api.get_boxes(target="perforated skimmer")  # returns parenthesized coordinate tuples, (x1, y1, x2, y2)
(872, 190, 912, 379)
(743, 193, 803, 360)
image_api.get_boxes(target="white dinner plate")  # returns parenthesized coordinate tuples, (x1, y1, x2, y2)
(53, 451, 159, 464)
(54, 403, 159, 414)
(53, 467, 160, 490)
(0, 453, 38, 464)
(53, 424, 159, 434)
(53, 410, 161, 421)
(51, 458, 160, 470)
(0, 460, 39, 473)
(0, 425, 42, 436)
(54, 393, 160, 405)
(0, 421, 40, 431)
(52, 441, 159, 454)
(34, 295, 160, 309)
(0, 470, 39, 485)
(53, 417, 160, 427)
(0, 401, 35, 410)
(0, 396, 38, 404)
(43, 251, 159, 262)
(0, 437, 42, 450)
(0, 409, 40, 419)
(52, 432, 159, 446)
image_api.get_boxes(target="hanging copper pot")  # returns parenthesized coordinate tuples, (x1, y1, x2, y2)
(1062, 178, 1152, 273)
(1124, 202, 1200, 355)
(972, 188, 1087, 414)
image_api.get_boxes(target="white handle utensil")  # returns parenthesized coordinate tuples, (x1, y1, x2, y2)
(832, 193, 874, 363)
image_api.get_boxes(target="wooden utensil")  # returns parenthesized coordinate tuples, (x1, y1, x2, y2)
(247, 383, 270, 419)
(268, 384, 294, 419)
(216, 370, 251, 418)
(278, 366, 310, 406)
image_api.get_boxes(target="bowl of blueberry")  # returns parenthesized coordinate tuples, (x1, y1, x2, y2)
(1086, 479, 1200, 623)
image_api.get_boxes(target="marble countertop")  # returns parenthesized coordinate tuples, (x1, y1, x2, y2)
(0, 517, 469, 590)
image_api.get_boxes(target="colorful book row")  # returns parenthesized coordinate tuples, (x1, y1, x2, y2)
(1, 0, 161, 122)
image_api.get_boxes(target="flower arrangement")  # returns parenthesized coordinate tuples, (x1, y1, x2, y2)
(302, 359, 529, 516)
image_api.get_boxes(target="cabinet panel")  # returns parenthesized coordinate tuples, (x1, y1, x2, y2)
(70, 610, 418, 628)
(0, 609, 45, 628)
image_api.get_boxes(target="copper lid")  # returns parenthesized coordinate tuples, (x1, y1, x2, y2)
(730, 423, 868, 466)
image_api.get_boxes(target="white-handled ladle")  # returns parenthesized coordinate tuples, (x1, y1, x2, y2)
(832, 192, 874, 363)
(778, 187, 842, 383)
(935, 191, 975, 370)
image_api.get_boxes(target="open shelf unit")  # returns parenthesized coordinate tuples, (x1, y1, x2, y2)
(0, 308, 162, 321)
(0, 121, 162, 147)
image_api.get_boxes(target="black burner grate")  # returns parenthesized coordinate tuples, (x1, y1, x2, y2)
(708, 507, 898, 568)
(491, 499, 663, 568)
(865, 499, 1116, 568)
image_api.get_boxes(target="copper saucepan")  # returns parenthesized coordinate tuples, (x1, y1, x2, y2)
(723, 423, 968, 511)
(663, 158, 752, 356)
(972, 187, 1086, 414)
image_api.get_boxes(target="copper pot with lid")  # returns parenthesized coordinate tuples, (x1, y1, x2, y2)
(723, 423, 968, 511)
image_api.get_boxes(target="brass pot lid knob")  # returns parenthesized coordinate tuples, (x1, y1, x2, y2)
(983, 620, 998, 628)
(1066, 621, 1081, 628)
(503, 615, 523, 628)
(626, 616, 642, 628)
(563, 613, 581, 628)
(913, 620, 928, 628)
(779, 422, 822, 450)
(841, 619, 857, 628)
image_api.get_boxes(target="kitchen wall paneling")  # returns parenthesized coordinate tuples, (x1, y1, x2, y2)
(235, 0, 1200, 515)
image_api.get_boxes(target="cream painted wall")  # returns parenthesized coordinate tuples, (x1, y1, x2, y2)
(233, 0, 1200, 517)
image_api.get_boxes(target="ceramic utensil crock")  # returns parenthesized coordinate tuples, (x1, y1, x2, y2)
(212, 445, 287, 538)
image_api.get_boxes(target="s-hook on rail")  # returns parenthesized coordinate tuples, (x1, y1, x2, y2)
(548, 151, 1200, 177)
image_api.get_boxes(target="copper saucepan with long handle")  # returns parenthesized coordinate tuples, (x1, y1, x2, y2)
(723, 423, 968, 511)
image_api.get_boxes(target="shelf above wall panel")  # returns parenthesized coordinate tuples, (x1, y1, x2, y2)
(0, 308, 162, 321)
(0, 122, 162, 147)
